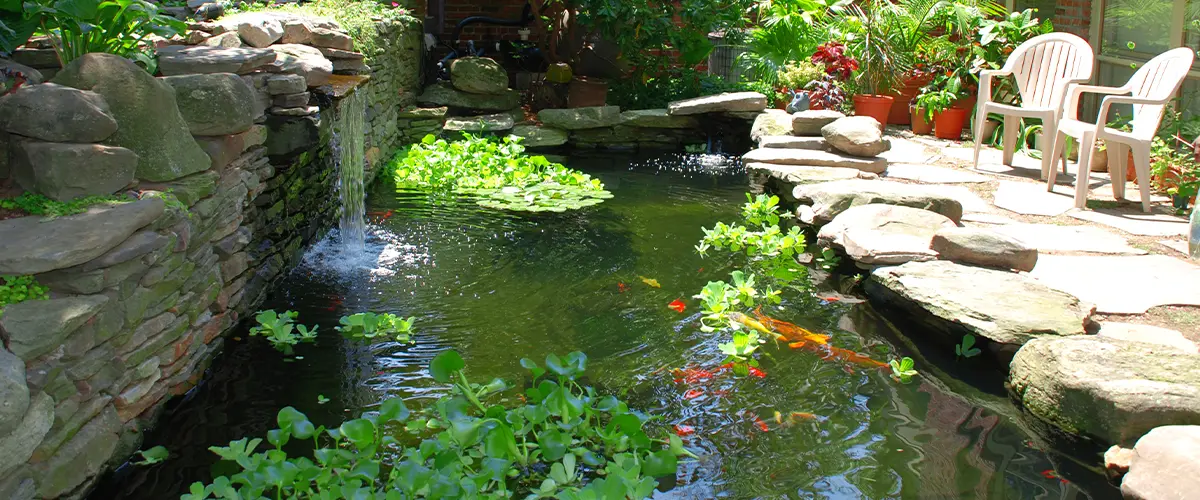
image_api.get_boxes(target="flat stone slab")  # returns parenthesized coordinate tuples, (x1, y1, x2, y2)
(509, 124, 567, 148)
(931, 226, 1038, 271)
(1159, 240, 1189, 255)
(878, 137, 938, 164)
(993, 180, 1076, 216)
(538, 106, 620, 130)
(1068, 208, 1189, 237)
(947, 147, 1046, 178)
(747, 163, 860, 192)
(1122, 426, 1200, 500)
(758, 136, 827, 150)
(1098, 322, 1199, 354)
(884, 163, 990, 183)
(865, 260, 1096, 356)
(742, 148, 887, 174)
(989, 223, 1147, 255)
(619, 109, 699, 129)
(156, 45, 276, 75)
(1009, 335, 1200, 446)
(443, 113, 513, 132)
(1030, 255, 1200, 314)
(668, 91, 766, 115)
(961, 212, 1018, 225)
(793, 179, 963, 225)
(1090, 182, 1170, 203)
(818, 204, 955, 265)
(0, 197, 165, 275)
(909, 184, 993, 214)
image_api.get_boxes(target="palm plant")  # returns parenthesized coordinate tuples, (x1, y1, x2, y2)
(736, 0, 847, 86)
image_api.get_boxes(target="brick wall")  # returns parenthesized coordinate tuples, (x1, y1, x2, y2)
(1051, 0, 1092, 39)
(442, 0, 532, 41)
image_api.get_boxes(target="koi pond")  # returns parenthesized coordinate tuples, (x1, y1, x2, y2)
(93, 152, 1104, 499)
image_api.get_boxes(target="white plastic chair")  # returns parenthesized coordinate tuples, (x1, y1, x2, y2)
(1048, 47, 1195, 212)
(972, 33, 1095, 180)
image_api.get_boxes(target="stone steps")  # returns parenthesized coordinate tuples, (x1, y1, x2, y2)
(742, 147, 887, 174)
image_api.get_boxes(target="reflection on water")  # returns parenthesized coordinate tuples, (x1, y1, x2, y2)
(91, 152, 1106, 499)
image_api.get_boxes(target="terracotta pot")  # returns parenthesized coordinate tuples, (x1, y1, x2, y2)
(567, 77, 607, 108)
(853, 94, 894, 130)
(952, 93, 977, 112)
(909, 105, 933, 135)
(1127, 151, 1137, 183)
(933, 107, 968, 140)
(1090, 146, 1109, 172)
(886, 74, 932, 125)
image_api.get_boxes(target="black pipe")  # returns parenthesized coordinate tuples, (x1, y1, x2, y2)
(438, 3, 534, 71)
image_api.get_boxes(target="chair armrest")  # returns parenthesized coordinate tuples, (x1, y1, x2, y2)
(1064, 84, 1130, 121)
(1098, 95, 1169, 126)
(976, 70, 1010, 109)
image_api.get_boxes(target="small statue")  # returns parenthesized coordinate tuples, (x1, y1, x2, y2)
(786, 89, 810, 113)
(0, 68, 27, 96)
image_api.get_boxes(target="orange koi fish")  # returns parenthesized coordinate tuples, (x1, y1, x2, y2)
(639, 276, 661, 288)
(747, 366, 766, 378)
(727, 312, 785, 341)
(787, 341, 888, 370)
(667, 298, 686, 313)
(683, 389, 704, 400)
(752, 415, 770, 432)
(752, 307, 830, 345)
(674, 424, 695, 436)
(617, 282, 629, 293)
(672, 367, 714, 384)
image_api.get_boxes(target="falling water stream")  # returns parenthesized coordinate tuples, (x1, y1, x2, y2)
(333, 88, 366, 251)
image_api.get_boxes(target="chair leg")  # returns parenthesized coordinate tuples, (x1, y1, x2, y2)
(1002, 115, 1019, 166)
(1073, 132, 1096, 209)
(1039, 118, 1057, 181)
(1047, 131, 1068, 189)
(972, 110, 987, 169)
(1130, 142, 1153, 213)
(1108, 142, 1128, 201)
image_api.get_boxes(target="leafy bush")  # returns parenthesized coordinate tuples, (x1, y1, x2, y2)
(391, 134, 613, 213)
(184, 351, 691, 499)
(0, 0, 185, 70)
(0, 192, 128, 217)
(0, 275, 49, 317)
(607, 69, 781, 111)
(775, 61, 824, 92)
(246, 0, 416, 59)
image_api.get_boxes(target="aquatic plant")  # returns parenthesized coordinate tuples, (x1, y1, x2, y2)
(955, 334, 981, 358)
(888, 357, 919, 384)
(248, 310, 318, 353)
(391, 135, 613, 213)
(132, 446, 168, 466)
(695, 272, 781, 332)
(696, 194, 806, 281)
(718, 330, 763, 377)
(184, 351, 691, 499)
(336, 312, 415, 343)
(0, 275, 49, 318)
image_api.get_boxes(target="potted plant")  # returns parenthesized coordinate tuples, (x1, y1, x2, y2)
(915, 76, 968, 139)
(776, 60, 824, 112)
(808, 42, 856, 111)
(909, 98, 934, 135)
(1151, 136, 1200, 210)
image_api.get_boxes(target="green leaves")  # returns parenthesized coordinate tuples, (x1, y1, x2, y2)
(429, 350, 465, 383)
(391, 134, 612, 213)
(132, 445, 168, 465)
(956, 334, 981, 358)
(336, 312, 416, 343)
(0, 274, 49, 318)
(889, 356, 919, 384)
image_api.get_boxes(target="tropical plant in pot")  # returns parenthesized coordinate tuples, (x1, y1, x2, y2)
(1151, 136, 1200, 211)
(807, 41, 856, 111)
(914, 75, 969, 139)
(830, 2, 914, 130)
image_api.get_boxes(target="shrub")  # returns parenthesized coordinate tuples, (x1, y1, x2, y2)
(0, 0, 185, 71)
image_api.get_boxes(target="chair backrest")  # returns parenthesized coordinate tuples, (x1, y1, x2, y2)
(1004, 33, 1095, 110)
(1127, 47, 1196, 139)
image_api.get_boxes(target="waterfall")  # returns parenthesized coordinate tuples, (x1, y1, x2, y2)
(332, 88, 366, 251)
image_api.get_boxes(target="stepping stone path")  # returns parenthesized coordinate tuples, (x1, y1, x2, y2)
(989, 223, 1146, 255)
(1098, 322, 1199, 354)
(758, 135, 827, 150)
(821, 116, 890, 157)
(931, 226, 1038, 271)
(1068, 208, 1189, 237)
(747, 163, 861, 196)
(992, 181, 1076, 216)
(818, 204, 955, 265)
(864, 260, 1096, 360)
(742, 148, 887, 174)
(1008, 335, 1200, 446)
(750, 110, 794, 142)
(793, 179, 963, 225)
(791, 110, 844, 135)
(619, 109, 698, 129)
(1121, 426, 1200, 500)
(1030, 255, 1200, 314)
(884, 163, 989, 183)
(667, 91, 767, 115)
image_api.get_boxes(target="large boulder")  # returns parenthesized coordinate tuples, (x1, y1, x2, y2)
(931, 227, 1038, 272)
(866, 260, 1096, 359)
(0, 393, 52, 478)
(818, 204, 955, 265)
(1009, 336, 1200, 446)
(52, 54, 210, 182)
(450, 57, 508, 95)
(749, 109, 793, 142)
(0, 350, 27, 437)
(742, 148, 887, 174)
(418, 82, 520, 112)
(792, 110, 845, 136)
(236, 15, 284, 48)
(161, 73, 257, 136)
(620, 109, 699, 129)
(0, 83, 116, 142)
(821, 116, 890, 157)
(156, 45, 276, 75)
(9, 141, 136, 202)
(510, 125, 568, 148)
(269, 44, 332, 87)
(667, 92, 767, 115)
(537, 106, 620, 130)
(1122, 426, 1200, 500)
(0, 58, 43, 84)
(0, 197, 164, 275)
(746, 163, 860, 202)
(792, 179, 963, 225)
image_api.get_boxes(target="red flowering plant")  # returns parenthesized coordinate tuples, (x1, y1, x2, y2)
(805, 42, 858, 110)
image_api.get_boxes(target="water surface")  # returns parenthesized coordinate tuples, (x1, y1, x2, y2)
(92, 152, 1102, 499)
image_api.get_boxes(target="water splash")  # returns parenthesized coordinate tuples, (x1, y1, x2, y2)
(332, 88, 367, 251)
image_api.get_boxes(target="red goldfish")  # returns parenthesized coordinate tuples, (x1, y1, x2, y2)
(752, 307, 831, 345)
(667, 299, 686, 313)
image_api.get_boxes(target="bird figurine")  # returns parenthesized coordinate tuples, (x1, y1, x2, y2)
(0, 68, 28, 96)
(786, 89, 810, 113)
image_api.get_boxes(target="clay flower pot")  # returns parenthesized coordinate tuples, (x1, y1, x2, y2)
(853, 94, 894, 130)
(933, 107, 968, 140)
(909, 105, 933, 135)
(886, 74, 931, 125)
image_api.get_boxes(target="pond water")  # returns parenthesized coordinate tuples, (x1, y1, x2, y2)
(92, 152, 1103, 499)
